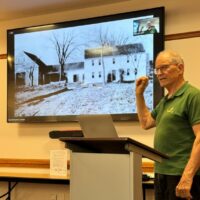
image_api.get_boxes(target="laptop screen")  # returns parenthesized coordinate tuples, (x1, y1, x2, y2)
(77, 114, 118, 138)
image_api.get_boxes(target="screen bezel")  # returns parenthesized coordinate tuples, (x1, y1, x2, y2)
(7, 7, 164, 123)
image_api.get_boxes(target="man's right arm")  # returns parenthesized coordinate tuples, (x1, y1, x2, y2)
(135, 77, 156, 129)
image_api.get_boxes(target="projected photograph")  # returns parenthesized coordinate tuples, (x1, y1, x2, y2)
(7, 7, 164, 122)
(133, 17, 160, 35)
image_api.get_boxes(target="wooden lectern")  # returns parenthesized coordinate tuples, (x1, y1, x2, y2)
(60, 137, 168, 200)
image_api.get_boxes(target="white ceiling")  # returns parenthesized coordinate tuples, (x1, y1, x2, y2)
(0, 0, 125, 21)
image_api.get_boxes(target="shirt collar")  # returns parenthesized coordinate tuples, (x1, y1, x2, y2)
(165, 82, 189, 100)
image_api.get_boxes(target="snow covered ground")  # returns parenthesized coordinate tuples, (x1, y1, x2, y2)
(15, 81, 153, 117)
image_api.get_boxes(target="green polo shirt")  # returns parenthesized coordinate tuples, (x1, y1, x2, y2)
(151, 82, 200, 175)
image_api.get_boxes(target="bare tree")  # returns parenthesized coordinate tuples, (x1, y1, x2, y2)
(101, 31, 145, 82)
(90, 26, 129, 84)
(15, 53, 36, 87)
(92, 27, 129, 47)
(125, 44, 144, 81)
(50, 32, 78, 81)
(28, 66, 35, 86)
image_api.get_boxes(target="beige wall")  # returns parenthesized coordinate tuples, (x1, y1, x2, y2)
(0, 0, 200, 161)
(0, 1, 200, 200)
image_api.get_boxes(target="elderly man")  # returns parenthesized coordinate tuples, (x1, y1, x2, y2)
(136, 50, 200, 200)
(143, 21, 157, 34)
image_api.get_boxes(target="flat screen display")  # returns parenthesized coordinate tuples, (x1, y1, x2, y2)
(7, 7, 164, 122)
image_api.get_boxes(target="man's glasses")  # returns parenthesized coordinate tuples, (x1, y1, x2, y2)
(154, 64, 171, 75)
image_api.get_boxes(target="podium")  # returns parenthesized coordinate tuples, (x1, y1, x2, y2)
(60, 137, 168, 200)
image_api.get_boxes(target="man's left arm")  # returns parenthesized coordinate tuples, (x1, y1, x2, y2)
(176, 123, 200, 199)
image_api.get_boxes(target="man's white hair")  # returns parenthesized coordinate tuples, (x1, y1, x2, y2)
(157, 50, 184, 66)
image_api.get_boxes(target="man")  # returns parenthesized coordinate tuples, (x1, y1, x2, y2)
(143, 21, 157, 34)
(136, 50, 200, 200)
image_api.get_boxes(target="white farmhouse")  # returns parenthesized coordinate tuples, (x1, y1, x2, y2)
(84, 43, 149, 84)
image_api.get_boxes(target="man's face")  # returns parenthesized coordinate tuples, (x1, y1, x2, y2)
(147, 22, 151, 28)
(155, 55, 184, 88)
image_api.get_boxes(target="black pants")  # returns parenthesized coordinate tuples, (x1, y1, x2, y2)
(154, 173, 200, 200)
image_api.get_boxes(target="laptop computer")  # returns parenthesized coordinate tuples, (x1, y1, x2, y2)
(77, 114, 118, 138)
